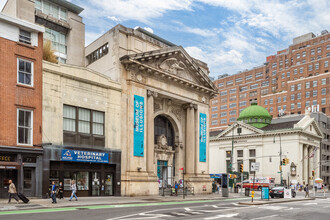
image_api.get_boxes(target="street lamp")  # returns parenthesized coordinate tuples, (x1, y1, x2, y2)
(273, 134, 283, 186)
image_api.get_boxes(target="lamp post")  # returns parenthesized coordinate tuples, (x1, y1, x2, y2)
(273, 134, 283, 186)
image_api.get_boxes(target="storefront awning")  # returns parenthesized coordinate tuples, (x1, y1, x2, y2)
(0, 162, 20, 169)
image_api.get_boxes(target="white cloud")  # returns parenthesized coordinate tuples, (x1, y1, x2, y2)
(107, 16, 120, 23)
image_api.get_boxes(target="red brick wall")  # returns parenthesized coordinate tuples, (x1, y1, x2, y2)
(0, 32, 43, 147)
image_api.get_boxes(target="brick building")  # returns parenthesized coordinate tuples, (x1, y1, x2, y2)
(210, 31, 330, 131)
(0, 13, 44, 198)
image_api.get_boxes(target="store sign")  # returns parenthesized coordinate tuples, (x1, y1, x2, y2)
(199, 113, 207, 162)
(133, 95, 145, 157)
(61, 149, 109, 164)
(0, 155, 14, 162)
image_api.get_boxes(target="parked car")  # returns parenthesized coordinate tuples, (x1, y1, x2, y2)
(269, 186, 296, 198)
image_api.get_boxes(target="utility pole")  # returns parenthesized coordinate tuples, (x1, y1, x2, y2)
(274, 134, 283, 186)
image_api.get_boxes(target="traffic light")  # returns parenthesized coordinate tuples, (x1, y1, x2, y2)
(240, 164, 244, 173)
(282, 158, 286, 166)
(312, 170, 315, 177)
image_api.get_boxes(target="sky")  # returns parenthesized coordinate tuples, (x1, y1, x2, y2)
(1, 0, 330, 78)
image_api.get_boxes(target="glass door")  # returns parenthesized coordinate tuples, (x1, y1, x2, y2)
(91, 172, 100, 196)
(104, 173, 113, 196)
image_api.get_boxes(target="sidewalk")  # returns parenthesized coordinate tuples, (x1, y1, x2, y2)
(0, 193, 244, 211)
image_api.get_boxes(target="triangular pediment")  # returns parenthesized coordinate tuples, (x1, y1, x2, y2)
(296, 116, 323, 138)
(215, 121, 264, 139)
(120, 46, 218, 95)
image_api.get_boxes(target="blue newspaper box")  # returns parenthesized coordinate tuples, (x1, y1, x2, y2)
(261, 187, 269, 200)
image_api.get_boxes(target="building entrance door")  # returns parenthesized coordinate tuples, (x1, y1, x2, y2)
(0, 169, 18, 198)
(91, 172, 101, 196)
(23, 167, 35, 197)
(104, 173, 113, 196)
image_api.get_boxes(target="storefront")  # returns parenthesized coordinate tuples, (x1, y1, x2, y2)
(42, 146, 121, 198)
(0, 147, 43, 198)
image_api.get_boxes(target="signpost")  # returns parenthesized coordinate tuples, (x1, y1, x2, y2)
(250, 162, 260, 202)
(180, 167, 185, 199)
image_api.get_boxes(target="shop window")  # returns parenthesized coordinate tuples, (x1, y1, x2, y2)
(17, 109, 33, 145)
(63, 105, 105, 148)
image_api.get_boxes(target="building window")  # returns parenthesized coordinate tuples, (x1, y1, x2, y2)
(272, 70, 277, 76)
(229, 89, 237, 94)
(211, 107, 218, 112)
(220, 119, 227, 124)
(313, 81, 317, 87)
(218, 83, 224, 87)
(294, 69, 297, 75)
(302, 51, 306, 57)
(221, 91, 227, 96)
(291, 103, 295, 110)
(229, 117, 236, 122)
(17, 59, 33, 86)
(313, 100, 317, 105)
(317, 47, 321, 53)
(300, 67, 303, 74)
(249, 149, 256, 157)
(297, 84, 301, 90)
(235, 78, 242, 83)
(87, 43, 109, 65)
(306, 101, 310, 107)
(313, 90, 317, 97)
(17, 109, 33, 145)
(212, 113, 218, 118)
(291, 85, 295, 91)
(297, 102, 301, 109)
(250, 84, 258, 89)
(327, 44, 330, 50)
(306, 82, 310, 89)
(221, 112, 227, 117)
(269, 98, 273, 104)
(35, 0, 67, 21)
(241, 86, 248, 92)
(322, 88, 326, 95)
(281, 73, 285, 79)
(321, 98, 326, 105)
(277, 97, 281, 103)
(306, 91, 310, 98)
(264, 99, 268, 105)
(227, 80, 233, 85)
(211, 100, 218, 105)
(297, 93, 301, 99)
(211, 120, 218, 125)
(308, 65, 313, 71)
(291, 94, 295, 101)
(283, 105, 286, 111)
(311, 49, 315, 55)
(63, 105, 105, 147)
(44, 28, 67, 62)
(287, 72, 290, 78)
(19, 29, 31, 44)
(256, 72, 263, 78)
(296, 53, 300, 59)
(229, 96, 236, 102)
(246, 75, 252, 80)
(237, 150, 243, 157)
(229, 110, 237, 115)
(221, 105, 227, 110)
(269, 107, 273, 113)
(261, 81, 269, 87)
(325, 61, 329, 68)
(283, 96, 286, 102)
(315, 63, 319, 70)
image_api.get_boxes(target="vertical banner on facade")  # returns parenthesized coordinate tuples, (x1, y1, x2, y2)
(199, 113, 207, 162)
(133, 95, 145, 157)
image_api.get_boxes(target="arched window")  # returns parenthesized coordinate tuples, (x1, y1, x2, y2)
(154, 115, 175, 146)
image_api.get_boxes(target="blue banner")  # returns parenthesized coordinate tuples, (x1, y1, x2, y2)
(61, 149, 109, 163)
(133, 95, 145, 157)
(199, 113, 207, 162)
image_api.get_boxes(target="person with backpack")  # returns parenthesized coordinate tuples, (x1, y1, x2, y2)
(304, 184, 309, 198)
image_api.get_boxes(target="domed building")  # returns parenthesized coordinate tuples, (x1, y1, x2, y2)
(237, 102, 272, 128)
(209, 107, 323, 187)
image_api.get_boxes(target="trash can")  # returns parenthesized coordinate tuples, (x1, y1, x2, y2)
(234, 186, 238, 193)
(245, 188, 250, 196)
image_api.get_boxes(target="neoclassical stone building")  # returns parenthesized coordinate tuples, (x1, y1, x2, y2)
(86, 25, 218, 195)
(210, 104, 323, 186)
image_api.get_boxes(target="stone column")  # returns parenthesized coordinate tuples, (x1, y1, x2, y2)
(308, 146, 314, 185)
(303, 145, 308, 184)
(185, 103, 196, 174)
(147, 90, 158, 173)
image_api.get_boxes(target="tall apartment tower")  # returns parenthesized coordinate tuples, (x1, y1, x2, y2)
(2, 0, 85, 66)
(0, 13, 44, 198)
(210, 31, 330, 131)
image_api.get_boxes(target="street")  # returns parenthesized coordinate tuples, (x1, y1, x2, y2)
(1, 195, 330, 220)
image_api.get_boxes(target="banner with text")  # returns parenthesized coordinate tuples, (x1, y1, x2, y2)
(199, 113, 207, 162)
(133, 95, 145, 157)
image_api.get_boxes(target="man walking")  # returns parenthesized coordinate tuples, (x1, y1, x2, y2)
(69, 180, 78, 201)
(51, 181, 57, 203)
(304, 184, 310, 198)
(175, 181, 179, 196)
(8, 179, 19, 203)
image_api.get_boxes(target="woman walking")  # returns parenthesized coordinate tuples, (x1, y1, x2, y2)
(69, 180, 78, 201)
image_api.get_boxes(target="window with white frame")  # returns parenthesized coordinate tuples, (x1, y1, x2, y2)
(294, 69, 297, 75)
(261, 81, 269, 87)
(302, 51, 306, 57)
(229, 110, 237, 115)
(291, 103, 295, 110)
(300, 67, 303, 74)
(322, 88, 326, 95)
(211, 107, 218, 111)
(297, 93, 301, 99)
(277, 97, 281, 103)
(19, 29, 31, 45)
(287, 72, 290, 78)
(239, 101, 246, 107)
(321, 98, 326, 105)
(17, 109, 33, 145)
(313, 81, 317, 87)
(272, 63, 277, 68)
(291, 85, 295, 91)
(241, 86, 248, 91)
(296, 53, 300, 59)
(17, 59, 33, 86)
(211, 120, 218, 125)
(270, 98, 273, 104)
(311, 49, 315, 55)
(269, 107, 273, 113)
(229, 103, 236, 108)
(308, 65, 313, 71)
(325, 61, 328, 68)
(291, 94, 295, 101)
(313, 90, 317, 97)
(305, 101, 310, 107)
(221, 91, 227, 96)
(35, 0, 67, 21)
(211, 113, 218, 118)
(250, 84, 258, 89)
(256, 72, 263, 78)
(272, 70, 277, 76)
(283, 105, 286, 111)
(283, 96, 286, 102)
(264, 99, 268, 105)
(313, 100, 317, 105)
(315, 63, 319, 70)
(306, 82, 310, 89)
(220, 119, 227, 124)
(229, 117, 236, 122)
(229, 88, 237, 94)
(327, 44, 330, 50)
(306, 91, 310, 98)
(297, 84, 301, 90)
(246, 75, 252, 80)
(221, 112, 227, 117)
(221, 105, 227, 110)
(227, 80, 233, 85)
(218, 83, 224, 87)
(297, 102, 301, 109)
(281, 73, 285, 79)
(235, 78, 242, 83)
(317, 47, 321, 53)
(322, 78, 326, 85)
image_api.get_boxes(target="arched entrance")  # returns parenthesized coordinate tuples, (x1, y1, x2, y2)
(154, 115, 176, 189)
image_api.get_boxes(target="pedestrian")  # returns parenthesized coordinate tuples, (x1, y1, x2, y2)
(8, 179, 19, 204)
(58, 181, 64, 199)
(51, 181, 57, 203)
(175, 181, 179, 196)
(304, 184, 309, 198)
(69, 180, 78, 201)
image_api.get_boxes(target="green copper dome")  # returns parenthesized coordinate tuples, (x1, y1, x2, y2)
(237, 103, 272, 128)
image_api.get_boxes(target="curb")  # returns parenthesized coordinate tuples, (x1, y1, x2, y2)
(238, 197, 315, 205)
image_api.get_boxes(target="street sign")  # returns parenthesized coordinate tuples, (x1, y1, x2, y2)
(179, 167, 184, 171)
(284, 189, 291, 198)
(251, 162, 260, 172)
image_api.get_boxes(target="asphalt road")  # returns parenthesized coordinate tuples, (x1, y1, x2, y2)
(1, 196, 330, 220)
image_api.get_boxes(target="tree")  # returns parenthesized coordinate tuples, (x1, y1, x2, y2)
(43, 40, 58, 63)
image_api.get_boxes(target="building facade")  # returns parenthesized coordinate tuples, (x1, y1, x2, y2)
(41, 61, 122, 197)
(86, 25, 218, 196)
(210, 105, 323, 186)
(210, 31, 330, 131)
(2, 0, 85, 66)
(0, 13, 44, 198)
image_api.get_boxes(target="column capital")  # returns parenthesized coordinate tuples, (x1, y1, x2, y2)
(183, 103, 197, 110)
(147, 90, 158, 98)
